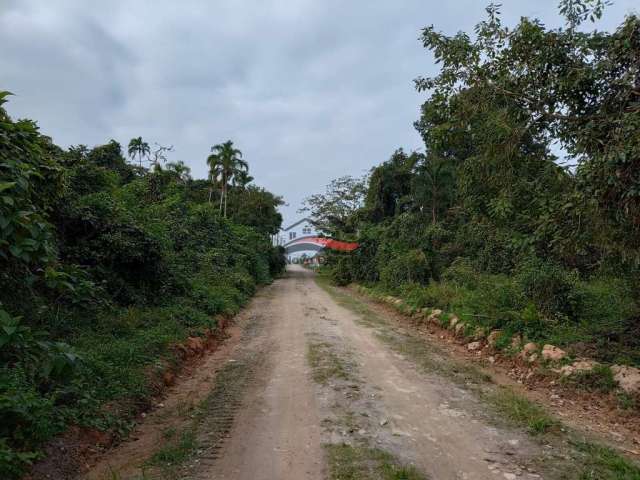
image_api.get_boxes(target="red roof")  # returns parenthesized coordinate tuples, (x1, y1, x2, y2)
(287, 236, 359, 252)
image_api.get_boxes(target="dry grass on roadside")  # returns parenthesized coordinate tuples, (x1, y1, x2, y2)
(326, 443, 428, 480)
(307, 339, 352, 385)
(485, 387, 558, 435)
(319, 279, 640, 479)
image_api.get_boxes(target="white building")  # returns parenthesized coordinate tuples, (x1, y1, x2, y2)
(275, 217, 323, 263)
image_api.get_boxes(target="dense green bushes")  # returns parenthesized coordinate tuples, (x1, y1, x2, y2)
(353, 256, 639, 365)
(318, 5, 640, 370)
(0, 93, 284, 477)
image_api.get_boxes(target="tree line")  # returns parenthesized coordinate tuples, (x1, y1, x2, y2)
(0, 92, 284, 477)
(308, 1, 640, 370)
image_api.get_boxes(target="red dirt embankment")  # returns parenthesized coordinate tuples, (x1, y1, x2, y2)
(26, 316, 237, 480)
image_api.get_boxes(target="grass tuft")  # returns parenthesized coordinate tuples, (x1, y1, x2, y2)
(326, 443, 427, 480)
(561, 364, 618, 393)
(150, 428, 197, 466)
(307, 340, 352, 385)
(572, 441, 640, 479)
(486, 387, 557, 435)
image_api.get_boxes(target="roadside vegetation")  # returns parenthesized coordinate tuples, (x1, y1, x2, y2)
(308, 1, 640, 369)
(0, 92, 285, 478)
(326, 444, 426, 480)
(319, 275, 640, 479)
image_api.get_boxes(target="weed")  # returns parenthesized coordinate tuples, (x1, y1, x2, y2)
(616, 392, 638, 411)
(571, 440, 640, 479)
(307, 341, 352, 385)
(562, 364, 618, 393)
(161, 426, 177, 440)
(486, 387, 557, 435)
(326, 443, 427, 480)
(150, 428, 197, 466)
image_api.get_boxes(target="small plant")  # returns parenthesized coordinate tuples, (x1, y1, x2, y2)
(150, 428, 197, 466)
(488, 387, 557, 435)
(572, 440, 640, 479)
(615, 392, 638, 411)
(562, 365, 618, 393)
(0, 309, 80, 386)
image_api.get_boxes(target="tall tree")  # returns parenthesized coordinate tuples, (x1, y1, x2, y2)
(127, 137, 150, 167)
(165, 160, 191, 183)
(300, 175, 367, 236)
(207, 140, 248, 217)
(365, 149, 419, 222)
(412, 154, 455, 224)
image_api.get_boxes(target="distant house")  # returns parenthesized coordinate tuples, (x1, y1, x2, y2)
(274, 217, 324, 262)
(283, 217, 319, 241)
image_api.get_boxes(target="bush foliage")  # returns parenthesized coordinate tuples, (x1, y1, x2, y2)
(318, 4, 640, 366)
(0, 93, 284, 477)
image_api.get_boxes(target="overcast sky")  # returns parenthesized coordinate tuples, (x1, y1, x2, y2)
(1, 1, 637, 227)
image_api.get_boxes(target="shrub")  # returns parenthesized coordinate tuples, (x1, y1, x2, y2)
(0, 309, 80, 388)
(562, 365, 618, 393)
(398, 283, 432, 309)
(328, 254, 354, 286)
(0, 438, 40, 480)
(419, 281, 461, 311)
(267, 246, 286, 276)
(0, 367, 62, 479)
(452, 274, 524, 331)
(441, 257, 479, 289)
(573, 278, 637, 335)
(515, 258, 578, 320)
(379, 249, 430, 289)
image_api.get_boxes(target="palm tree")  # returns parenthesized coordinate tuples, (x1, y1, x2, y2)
(413, 155, 455, 224)
(166, 161, 191, 183)
(207, 141, 248, 217)
(128, 137, 150, 167)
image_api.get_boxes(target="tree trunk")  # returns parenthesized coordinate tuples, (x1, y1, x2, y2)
(219, 174, 225, 214)
(431, 199, 437, 224)
(431, 182, 438, 224)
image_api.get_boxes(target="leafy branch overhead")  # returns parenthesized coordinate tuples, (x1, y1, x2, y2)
(300, 175, 367, 236)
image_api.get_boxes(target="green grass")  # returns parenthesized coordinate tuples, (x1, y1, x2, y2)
(150, 428, 197, 466)
(485, 387, 557, 435)
(326, 443, 428, 480)
(318, 276, 640, 478)
(572, 441, 640, 479)
(561, 364, 618, 393)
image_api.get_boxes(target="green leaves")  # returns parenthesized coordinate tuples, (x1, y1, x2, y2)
(0, 91, 13, 111)
(300, 175, 366, 236)
(0, 308, 80, 393)
(559, 0, 612, 28)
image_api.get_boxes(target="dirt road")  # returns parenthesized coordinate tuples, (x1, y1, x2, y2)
(84, 265, 603, 480)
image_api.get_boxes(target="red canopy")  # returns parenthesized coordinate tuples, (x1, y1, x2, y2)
(287, 236, 359, 252)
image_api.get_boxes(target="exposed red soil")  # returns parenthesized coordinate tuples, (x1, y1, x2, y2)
(25, 316, 239, 480)
(347, 285, 640, 459)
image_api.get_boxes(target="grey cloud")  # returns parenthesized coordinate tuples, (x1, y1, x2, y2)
(1, 0, 638, 225)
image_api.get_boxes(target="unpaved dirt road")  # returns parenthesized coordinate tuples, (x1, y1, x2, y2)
(85, 265, 583, 480)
